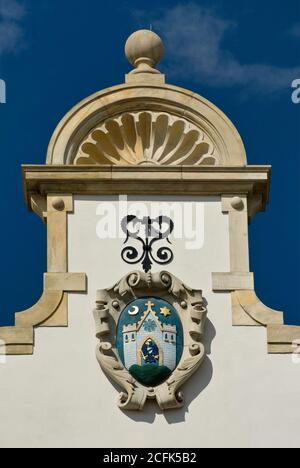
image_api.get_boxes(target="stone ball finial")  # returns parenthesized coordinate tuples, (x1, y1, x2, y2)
(125, 29, 164, 75)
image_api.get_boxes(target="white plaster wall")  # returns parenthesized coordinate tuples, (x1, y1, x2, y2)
(0, 195, 299, 448)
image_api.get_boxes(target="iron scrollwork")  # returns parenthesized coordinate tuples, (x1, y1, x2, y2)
(121, 216, 174, 273)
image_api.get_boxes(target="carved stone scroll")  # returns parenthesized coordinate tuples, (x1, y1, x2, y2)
(93, 271, 207, 411)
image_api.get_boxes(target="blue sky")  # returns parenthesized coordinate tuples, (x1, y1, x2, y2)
(0, 0, 299, 325)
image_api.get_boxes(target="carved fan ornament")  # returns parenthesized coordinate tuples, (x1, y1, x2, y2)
(74, 111, 219, 166)
(93, 271, 207, 411)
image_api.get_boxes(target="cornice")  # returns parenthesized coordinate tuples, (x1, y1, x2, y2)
(22, 164, 271, 216)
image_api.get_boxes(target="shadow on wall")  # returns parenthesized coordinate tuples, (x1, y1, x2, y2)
(124, 318, 216, 424)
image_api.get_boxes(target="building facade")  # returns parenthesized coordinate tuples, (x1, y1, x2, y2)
(0, 30, 299, 448)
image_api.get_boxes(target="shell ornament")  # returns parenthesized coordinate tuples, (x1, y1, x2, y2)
(74, 111, 219, 166)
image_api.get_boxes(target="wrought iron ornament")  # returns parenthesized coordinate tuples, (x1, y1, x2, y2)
(121, 216, 174, 273)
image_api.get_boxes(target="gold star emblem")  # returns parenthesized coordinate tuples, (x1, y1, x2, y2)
(160, 306, 171, 317)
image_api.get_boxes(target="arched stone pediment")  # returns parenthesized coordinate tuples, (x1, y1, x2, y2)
(46, 84, 247, 167)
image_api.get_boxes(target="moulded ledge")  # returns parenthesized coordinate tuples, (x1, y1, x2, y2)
(267, 324, 300, 354)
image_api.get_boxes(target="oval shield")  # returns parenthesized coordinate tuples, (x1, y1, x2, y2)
(116, 297, 184, 387)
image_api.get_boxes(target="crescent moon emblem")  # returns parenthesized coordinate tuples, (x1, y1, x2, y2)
(128, 306, 139, 316)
